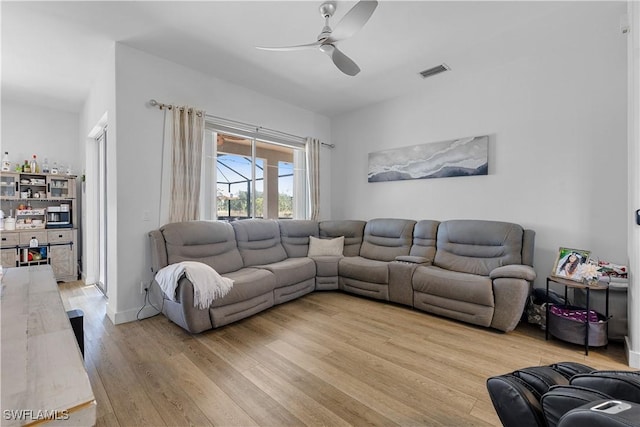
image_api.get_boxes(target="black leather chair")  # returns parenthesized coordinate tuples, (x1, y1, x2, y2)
(487, 363, 640, 427)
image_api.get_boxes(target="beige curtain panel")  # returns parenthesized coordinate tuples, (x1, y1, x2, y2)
(305, 137, 321, 221)
(169, 106, 205, 223)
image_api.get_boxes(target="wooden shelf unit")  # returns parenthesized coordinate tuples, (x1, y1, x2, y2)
(1, 172, 78, 282)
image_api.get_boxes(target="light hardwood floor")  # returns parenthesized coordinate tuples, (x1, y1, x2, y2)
(59, 281, 631, 427)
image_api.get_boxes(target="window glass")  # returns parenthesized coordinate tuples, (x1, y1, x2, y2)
(210, 131, 304, 220)
(278, 161, 294, 218)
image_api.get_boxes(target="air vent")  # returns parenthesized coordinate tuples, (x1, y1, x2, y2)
(419, 63, 450, 79)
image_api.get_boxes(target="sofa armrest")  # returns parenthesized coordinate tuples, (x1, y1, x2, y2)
(491, 277, 531, 332)
(156, 276, 213, 334)
(490, 265, 536, 281)
(394, 255, 431, 265)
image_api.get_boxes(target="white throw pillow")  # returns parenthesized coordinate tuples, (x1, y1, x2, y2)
(307, 236, 344, 257)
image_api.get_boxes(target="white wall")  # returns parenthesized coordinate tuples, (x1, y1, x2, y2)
(1, 101, 80, 174)
(627, 0, 640, 368)
(331, 2, 628, 291)
(79, 44, 116, 319)
(0, 101, 82, 276)
(111, 43, 331, 323)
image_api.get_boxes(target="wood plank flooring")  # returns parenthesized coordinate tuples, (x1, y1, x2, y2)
(58, 281, 631, 427)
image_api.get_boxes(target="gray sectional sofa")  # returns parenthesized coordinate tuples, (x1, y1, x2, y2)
(149, 218, 536, 334)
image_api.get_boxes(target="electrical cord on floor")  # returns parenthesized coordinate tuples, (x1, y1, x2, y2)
(136, 281, 165, 321)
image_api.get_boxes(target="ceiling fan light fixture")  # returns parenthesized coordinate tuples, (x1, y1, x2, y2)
(419, 63, 451, 79)
(319, 44, 334, 54)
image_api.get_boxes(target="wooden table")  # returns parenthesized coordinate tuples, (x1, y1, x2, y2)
(1, 265, 96, 426)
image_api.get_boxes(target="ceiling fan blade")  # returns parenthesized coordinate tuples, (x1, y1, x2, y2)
(321, 45, 360, 76)
(256, 40, 322, 51)
(327, 0, 378, 43)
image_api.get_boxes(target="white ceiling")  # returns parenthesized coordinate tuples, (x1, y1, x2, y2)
(2, 1, 570, 117)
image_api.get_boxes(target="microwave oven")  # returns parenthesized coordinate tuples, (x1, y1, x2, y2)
(46, 206, 71, 228)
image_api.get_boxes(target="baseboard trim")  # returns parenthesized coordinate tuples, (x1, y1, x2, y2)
(106, 301, 117, 324)
(625, 336, 640, 368)
(110, 304, 162, 324)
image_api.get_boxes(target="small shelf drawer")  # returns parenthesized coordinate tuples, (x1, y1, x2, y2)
(1, 233, 20, 247)
(48, 230, 73, 244)
(19, 231, 48, 245)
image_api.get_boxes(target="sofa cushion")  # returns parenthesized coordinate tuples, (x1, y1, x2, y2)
(211, 267, 276, 307)
(258, 257, 316, 288)
(410, 220, 439, 260)
(319, 220, 366, 257)
(278, 220, 319, 258)
(434, 220, 524, 276)
(232, 219, 288, 267)
(360, 218, 416, 262)
(308, 236, 344, 257)
(339, 256, 389, 284)
(161, 221, 244, 275)
(413, 265, 494, 307)
(313, 255, 341, 277)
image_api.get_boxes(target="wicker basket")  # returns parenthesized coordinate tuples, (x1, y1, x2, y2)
(548, 305, 608, 347)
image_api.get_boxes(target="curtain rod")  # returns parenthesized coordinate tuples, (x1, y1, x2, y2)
(148, 99, 335, 148)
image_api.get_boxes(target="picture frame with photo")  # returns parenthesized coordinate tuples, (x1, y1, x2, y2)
(551, 247, 591, 282)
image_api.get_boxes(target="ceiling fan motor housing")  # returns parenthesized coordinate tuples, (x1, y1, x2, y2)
(318, 2, 337, 41)
(319, 2, 336, 18)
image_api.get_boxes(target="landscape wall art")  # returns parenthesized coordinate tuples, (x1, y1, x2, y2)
(367, 135, 489, 183)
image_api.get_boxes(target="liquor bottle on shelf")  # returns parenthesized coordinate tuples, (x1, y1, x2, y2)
(51, 161, 58, 175)
(23, 160, 30, 173)
(30, 155, 38, 173)
(1, 152, 10, 172)
(42, 158, 50, 173)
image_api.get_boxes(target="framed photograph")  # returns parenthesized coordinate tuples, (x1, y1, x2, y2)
(551, 247, 591, 282)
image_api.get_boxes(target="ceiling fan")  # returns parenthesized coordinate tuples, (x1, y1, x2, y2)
(256, 1, 378, 76)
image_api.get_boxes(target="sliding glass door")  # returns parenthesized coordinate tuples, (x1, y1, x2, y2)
(94, 128, 107, 294)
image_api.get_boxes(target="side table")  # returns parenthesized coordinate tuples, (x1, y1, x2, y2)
(545, 275, 609, 355)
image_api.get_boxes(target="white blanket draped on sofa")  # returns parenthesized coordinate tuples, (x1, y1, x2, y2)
(155, 261, 233, 309)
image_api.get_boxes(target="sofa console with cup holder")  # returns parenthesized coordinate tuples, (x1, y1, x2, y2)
(149, 218, 536, 334)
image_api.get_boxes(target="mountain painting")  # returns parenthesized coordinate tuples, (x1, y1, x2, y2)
(368, 135, 489, 182)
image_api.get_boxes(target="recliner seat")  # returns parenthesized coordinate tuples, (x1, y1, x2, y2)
(338, 218, 416, 300)
(413, 219, 535, 331)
